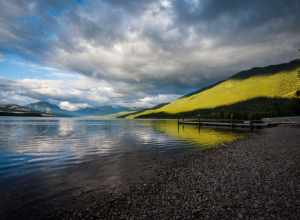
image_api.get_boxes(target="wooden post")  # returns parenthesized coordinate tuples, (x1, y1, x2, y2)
(250, 120, 254, 131)
(230, 113, 234, 129)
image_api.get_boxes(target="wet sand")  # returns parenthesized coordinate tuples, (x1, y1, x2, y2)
(2, 125, 300, 219)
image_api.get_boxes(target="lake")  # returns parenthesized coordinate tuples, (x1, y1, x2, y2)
(0, 117, 246, 218)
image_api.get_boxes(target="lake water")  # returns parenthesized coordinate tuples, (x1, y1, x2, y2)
(0, 117, 246, 218)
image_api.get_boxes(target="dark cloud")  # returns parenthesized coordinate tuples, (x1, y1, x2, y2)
(102, 0, 156, 12)
(173, 0, 300, 44)
(0, 0, 299, 107)
(0, 1, 67, 61)
(174, 0, 300, 28)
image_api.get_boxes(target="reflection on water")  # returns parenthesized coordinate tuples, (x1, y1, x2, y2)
(153, 120, 245, 149)
(58, 119, 75, 137)
(0, 117, 247, 217)
(0, 118, 246, 180)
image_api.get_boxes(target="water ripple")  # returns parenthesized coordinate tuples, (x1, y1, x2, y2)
(0, 118, 245, 180)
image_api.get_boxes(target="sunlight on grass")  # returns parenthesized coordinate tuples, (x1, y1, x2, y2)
(128, 68, 300, 118)
(154, 120, 245, 149)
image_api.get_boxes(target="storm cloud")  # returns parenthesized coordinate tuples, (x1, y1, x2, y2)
(0, 0, 299, 108)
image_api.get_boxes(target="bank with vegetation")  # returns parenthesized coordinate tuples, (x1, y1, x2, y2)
(122, 59, 300, 120)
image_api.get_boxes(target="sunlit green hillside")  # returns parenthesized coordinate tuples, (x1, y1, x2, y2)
(128, 60, 300, 119)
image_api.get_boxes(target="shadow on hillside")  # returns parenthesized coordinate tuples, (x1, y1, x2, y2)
(135, 97, 300, 120)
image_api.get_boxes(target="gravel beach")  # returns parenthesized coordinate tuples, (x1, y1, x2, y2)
(3, 125, 300, 220)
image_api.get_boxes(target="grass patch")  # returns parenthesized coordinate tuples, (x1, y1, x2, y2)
(128, 60, 300, 119)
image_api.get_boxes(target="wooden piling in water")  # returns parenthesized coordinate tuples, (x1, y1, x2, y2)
(178, 118, 269, 129)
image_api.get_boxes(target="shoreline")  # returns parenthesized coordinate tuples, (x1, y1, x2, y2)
(2, 125, 300, 219)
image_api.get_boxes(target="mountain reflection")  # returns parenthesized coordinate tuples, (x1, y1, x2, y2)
(0, 118, 245, 180)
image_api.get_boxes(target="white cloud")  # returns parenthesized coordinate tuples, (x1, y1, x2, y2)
(0, 91, 37, 105)
(131, 94, 180, 108)
(0, 75, 182, 108)
(0, 0, 299, 109)
(48, 0, 300, 90)
(17, 77, 123, 104)
(59, 101, 90, 111)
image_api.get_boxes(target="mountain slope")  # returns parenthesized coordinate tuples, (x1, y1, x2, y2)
(0, 104, 52, 116)
(128, 59, 300, 119)
(27, 101, 69, 116)
(27, 101, 133, 117)
(72, 106, 131, 116)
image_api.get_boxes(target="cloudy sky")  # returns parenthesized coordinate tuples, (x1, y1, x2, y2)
(0, 0, 299, 110)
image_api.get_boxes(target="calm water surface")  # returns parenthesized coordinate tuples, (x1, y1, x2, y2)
(0, 117, 246, 217)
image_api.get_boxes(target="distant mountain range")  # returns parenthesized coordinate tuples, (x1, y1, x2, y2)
(125, 59, 300, 119)
(2, 59, 299, 119)
(0, 101, 133, 117)
(0, 104, 53, 117)
(26, 102, 68, 116)
(69, 105, 132, 117)
(27, 101, 133, 117)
